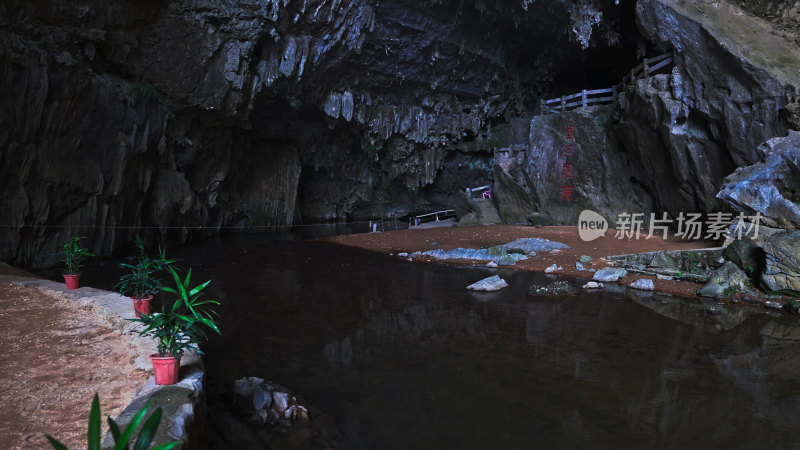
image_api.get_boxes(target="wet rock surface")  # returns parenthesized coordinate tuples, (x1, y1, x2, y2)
(209, 377, 343, 449)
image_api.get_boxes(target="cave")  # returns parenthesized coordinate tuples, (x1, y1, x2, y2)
(2, 0, 800, 448)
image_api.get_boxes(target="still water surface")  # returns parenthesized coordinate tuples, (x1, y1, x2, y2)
(74, 229, 800, 449)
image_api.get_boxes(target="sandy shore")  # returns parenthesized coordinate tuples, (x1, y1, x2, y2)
(320, 224, 720, 297)
(0, 263, 146, 449)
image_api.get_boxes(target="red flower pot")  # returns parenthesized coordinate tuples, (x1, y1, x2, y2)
(151, 354, 181, 385)
(132, 295, 154, 317)
(63, 274, 80, 290)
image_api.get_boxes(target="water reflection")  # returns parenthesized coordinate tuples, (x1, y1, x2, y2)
(160, 234, 800, 449)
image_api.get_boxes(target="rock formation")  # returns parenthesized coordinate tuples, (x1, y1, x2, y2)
(1, 0, 799, 268)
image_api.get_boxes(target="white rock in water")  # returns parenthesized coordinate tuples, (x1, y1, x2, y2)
(582, 281, 603, 289)
(486, 261, 498, 268)
(629, 279, 655, 291)
(765, 301, 783, 310)
(398, 252, 408, 257)
(272, 392, 290, 413)
(545, 264, 562, 273)
(467, 275, 508, 291)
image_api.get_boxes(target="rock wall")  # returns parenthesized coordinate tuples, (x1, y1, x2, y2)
(7, 0, 795, 266)
(502, 0, 800, 225)
(495, 106, 653, 225)
(2, 0, 644, 267)
(617, 0, 799, 217)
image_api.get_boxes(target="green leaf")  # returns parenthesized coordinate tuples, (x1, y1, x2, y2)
(45, 435, 69, 450)
(115, 401, 152, 450)
(133, 407, 163, 450)
(107, 416, 121, 442)
(89, 394, 101, 450)
(188, 280, 210, 297)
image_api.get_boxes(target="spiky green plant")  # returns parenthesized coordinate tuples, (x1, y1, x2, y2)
(131, 266, 221, 357)
(62, 236, 94, 276)
(45, 393, 178, 450)
(115, 237, 175, 300)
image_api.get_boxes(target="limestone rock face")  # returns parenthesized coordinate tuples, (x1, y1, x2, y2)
(614, 0, 798, 218)
(717, 131, 800, 230)
(495, 107, 653, 225)
(0, 0, 607, 266)
(635, 0, 796, 166)
(761, 231, 800, 293)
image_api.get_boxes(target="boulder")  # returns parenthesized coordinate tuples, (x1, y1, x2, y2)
(761, 230, 800, 293)
(457, 213, 480, 227)
(582, 281, 603, 289)
(698, 262, 749, 298)
(717, 131, 800, 230)
(723, 239, 765, 275)
(467, 275, 508, 292)
(544, 264, 562, 273)
(629, 279, 655, 291)
(592, 267, 627, 282)
(502, 238, 570, 253)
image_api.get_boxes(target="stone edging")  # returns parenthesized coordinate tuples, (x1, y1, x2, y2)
(11, 278, 205, 449)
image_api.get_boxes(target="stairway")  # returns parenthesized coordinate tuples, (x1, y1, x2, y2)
(474, 198, 503, 224)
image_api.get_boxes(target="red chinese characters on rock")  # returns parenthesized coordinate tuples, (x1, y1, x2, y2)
(560, 123, 577, 202)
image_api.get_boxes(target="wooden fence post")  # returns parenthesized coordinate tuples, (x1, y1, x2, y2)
(581, 90, 587, 108)
(560, 96, 565, 112)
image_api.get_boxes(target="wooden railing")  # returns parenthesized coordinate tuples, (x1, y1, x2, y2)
(540, 51, 674, 114)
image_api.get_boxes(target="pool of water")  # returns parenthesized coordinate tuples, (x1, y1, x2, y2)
(46, 230, 800, 449)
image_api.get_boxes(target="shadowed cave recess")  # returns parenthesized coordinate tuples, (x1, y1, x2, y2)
(1, 0, 798, 267)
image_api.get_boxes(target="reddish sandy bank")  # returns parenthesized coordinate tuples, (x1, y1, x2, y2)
(0, 263, 147, 449)
(320, 225, 719, 297)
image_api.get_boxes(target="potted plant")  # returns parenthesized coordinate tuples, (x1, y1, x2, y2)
(62, 236, 94, 289)
(115, 237, 174, 317)
(132, 266, 221, 385)
(46, 393, 178, 449)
